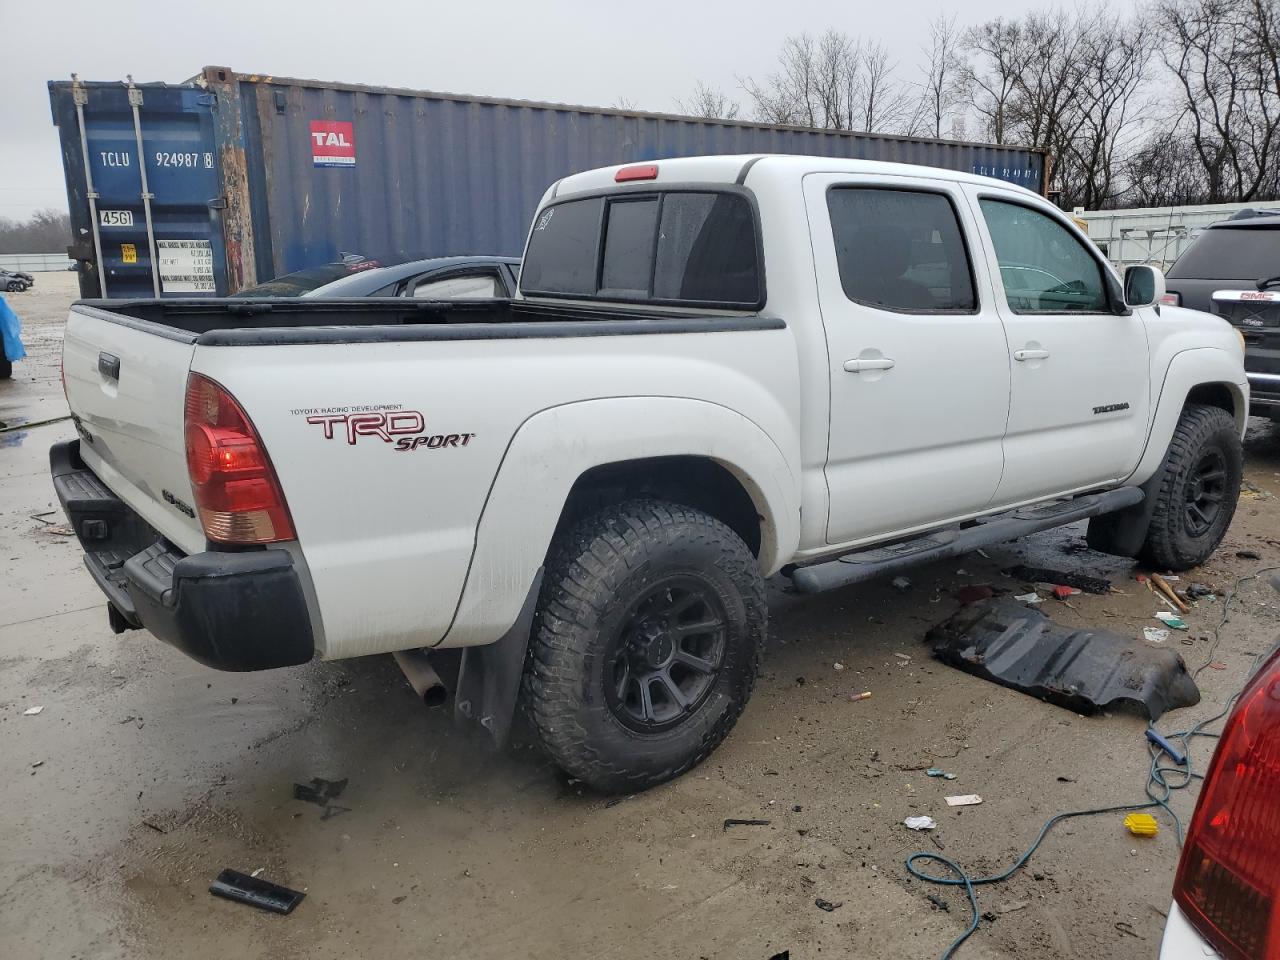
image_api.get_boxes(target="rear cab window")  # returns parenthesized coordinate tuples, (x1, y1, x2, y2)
(1168, 227, 1280, 280)
(521, 188, 763, 308)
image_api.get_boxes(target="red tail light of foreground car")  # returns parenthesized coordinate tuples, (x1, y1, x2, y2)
(1173, 648, 1280, 960)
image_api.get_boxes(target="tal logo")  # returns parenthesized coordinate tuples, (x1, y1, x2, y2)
(309, 121, 356, 168)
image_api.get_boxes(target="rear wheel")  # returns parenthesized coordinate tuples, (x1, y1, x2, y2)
(1140, 404, 1242, 570)
(523, 499, 766, 793)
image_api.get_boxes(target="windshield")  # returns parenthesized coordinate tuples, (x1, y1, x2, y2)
(234, 262, 383, 297)
(1168, 226, 1280, 281)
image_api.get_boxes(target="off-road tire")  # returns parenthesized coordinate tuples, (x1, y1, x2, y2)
(523, 499, 767, 793)
(1140, 404, 1242, 570)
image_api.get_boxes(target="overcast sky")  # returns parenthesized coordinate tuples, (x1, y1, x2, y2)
(0, 0, 1138, 220)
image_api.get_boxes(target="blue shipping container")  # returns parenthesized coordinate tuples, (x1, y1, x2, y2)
(51, 68, 1049, 297)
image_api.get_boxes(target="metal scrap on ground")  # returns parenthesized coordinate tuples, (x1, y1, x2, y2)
(926, 598, 1201, 722)
(1004, 564, 1112, 595)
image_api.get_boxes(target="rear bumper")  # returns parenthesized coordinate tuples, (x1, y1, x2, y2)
(50, 439, 314, 671)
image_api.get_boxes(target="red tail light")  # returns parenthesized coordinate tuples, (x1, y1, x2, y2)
(1160, 292, 1181, 306)
(1174, 649, 1280, 960)
(184, 373, 295, 544)
(615, 164, 658, 182)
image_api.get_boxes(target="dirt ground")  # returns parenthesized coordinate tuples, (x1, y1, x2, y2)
(4, 272, 1279, 960)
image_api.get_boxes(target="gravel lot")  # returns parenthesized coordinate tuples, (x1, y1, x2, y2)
(4, 272, 1280, 959)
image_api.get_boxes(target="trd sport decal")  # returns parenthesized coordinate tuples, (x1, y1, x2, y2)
(294, 406, 474, 452)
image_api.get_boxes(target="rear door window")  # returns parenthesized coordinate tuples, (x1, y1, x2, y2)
(521, 190, 762, 307)
(827, 188, 976, 312)
(1167, 227, 1280, 280)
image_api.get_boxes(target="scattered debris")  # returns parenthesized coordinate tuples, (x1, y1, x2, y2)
(1124, 813, 1160, 837)
(1115, 921, 1142, 939)
(982, 910, 999, 923)
(251, 867, 266, 878)
(1151, 574, 1191, 613)
(40, 524, 76, 537)
(1057, 776, 1076, 783)
(892, 576, 911, 590)
(1154, 612, 1188, 630)
(723, 819, 771, 831)
(22, 706, 44, 716)
(1187, 583, 1216, 600)
(945, 794, 983, 807)
(893, 652, 912, 662)
(814, 898, 843, 912)
(927, 894, 950, 912)
(1013, 592, 1043, 604)
(209, 868, 305, 915)
(904, 816, 938, 831)
(1146, 729, 1187, 765)
(849, 691, 872, 702)
(999, 899, 1032, 914)
(833, 662, 845, 671)
(1005, 564, 1111, 594)
(927, 598, 1201, 721)
(142, 818, 167, 834)
(1051, 585, 1082, 600)
(954, 584, 995, 604)
(392, 895, 407, 905)
(925, 768, 957, 780)
(1208, 661, 1228, 670)
(293, 776, 350, 819)
(1237, 550, 1261, 560)
(1143, 627, 1170, 643)
(792, 804, 803, 813)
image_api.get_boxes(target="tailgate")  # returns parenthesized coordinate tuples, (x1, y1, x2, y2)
(1212, 289, 1280, 378)
(62, 306, 205, 554)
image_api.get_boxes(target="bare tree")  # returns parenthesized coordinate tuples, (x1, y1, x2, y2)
(960, 18, 1031, 144)
(676, 82, 741, 120)
(1159, 0, 1280, 202)
(0, 210, 72, 255)
(908, 15, 966, 138)
(741, 30, 908, 132)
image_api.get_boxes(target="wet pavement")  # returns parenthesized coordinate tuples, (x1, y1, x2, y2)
(5, 273, 1280, 959)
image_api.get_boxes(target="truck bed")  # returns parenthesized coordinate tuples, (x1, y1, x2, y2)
(75, 298, 782, 345)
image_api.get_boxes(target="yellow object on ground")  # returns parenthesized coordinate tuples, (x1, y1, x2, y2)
(1124, 813, 1159, 837)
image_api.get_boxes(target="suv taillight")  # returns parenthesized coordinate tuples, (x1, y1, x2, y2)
(1160, 292, 1181, 306)
(1174, 649, 1280, 960)
(183, 373, 295, 544)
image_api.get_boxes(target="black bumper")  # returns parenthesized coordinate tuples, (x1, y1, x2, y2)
(50, 440, 314, 671)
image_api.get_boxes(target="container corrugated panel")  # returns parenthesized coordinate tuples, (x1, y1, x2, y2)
(49, 80, 230, 298)
(241, 76, 1047, 281)
(51, 68, 1047, 295)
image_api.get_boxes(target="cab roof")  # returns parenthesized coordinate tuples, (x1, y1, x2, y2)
(553, 154, 1042, 199)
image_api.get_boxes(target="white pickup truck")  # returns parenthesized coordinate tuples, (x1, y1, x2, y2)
(52, 155, 1247, 792)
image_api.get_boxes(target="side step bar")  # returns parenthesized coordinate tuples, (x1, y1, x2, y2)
(789, 487, 1144, 595)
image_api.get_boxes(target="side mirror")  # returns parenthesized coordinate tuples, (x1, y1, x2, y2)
(1124, 265, 1166, 308)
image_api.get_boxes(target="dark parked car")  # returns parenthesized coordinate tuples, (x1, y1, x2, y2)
(233, 255, 519, 299)
(0, 270, 31, 293)
(1164, 211, 1280, 418)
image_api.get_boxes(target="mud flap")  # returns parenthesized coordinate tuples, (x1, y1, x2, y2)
(1086, 463, 1167, 558)
(453, 568, 544, 747)
(927, 597, 1200, 722)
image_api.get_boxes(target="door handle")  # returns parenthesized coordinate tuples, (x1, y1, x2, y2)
(1013, 348, 1050, 361)
(844, 357, 896, 373)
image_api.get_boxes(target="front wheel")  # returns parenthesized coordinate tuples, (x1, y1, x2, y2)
(1140, 404, 1243, 570)
(5, 282, 20, 293)
(523, 499, 767, 793)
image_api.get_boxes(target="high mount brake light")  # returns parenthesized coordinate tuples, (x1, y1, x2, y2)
(1173, 649, 1280, 960)
(615, 164, 658, 182)
(183, 373, 295, 544)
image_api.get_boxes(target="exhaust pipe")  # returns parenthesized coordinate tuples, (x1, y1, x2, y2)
(392, 649, 448, 708)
